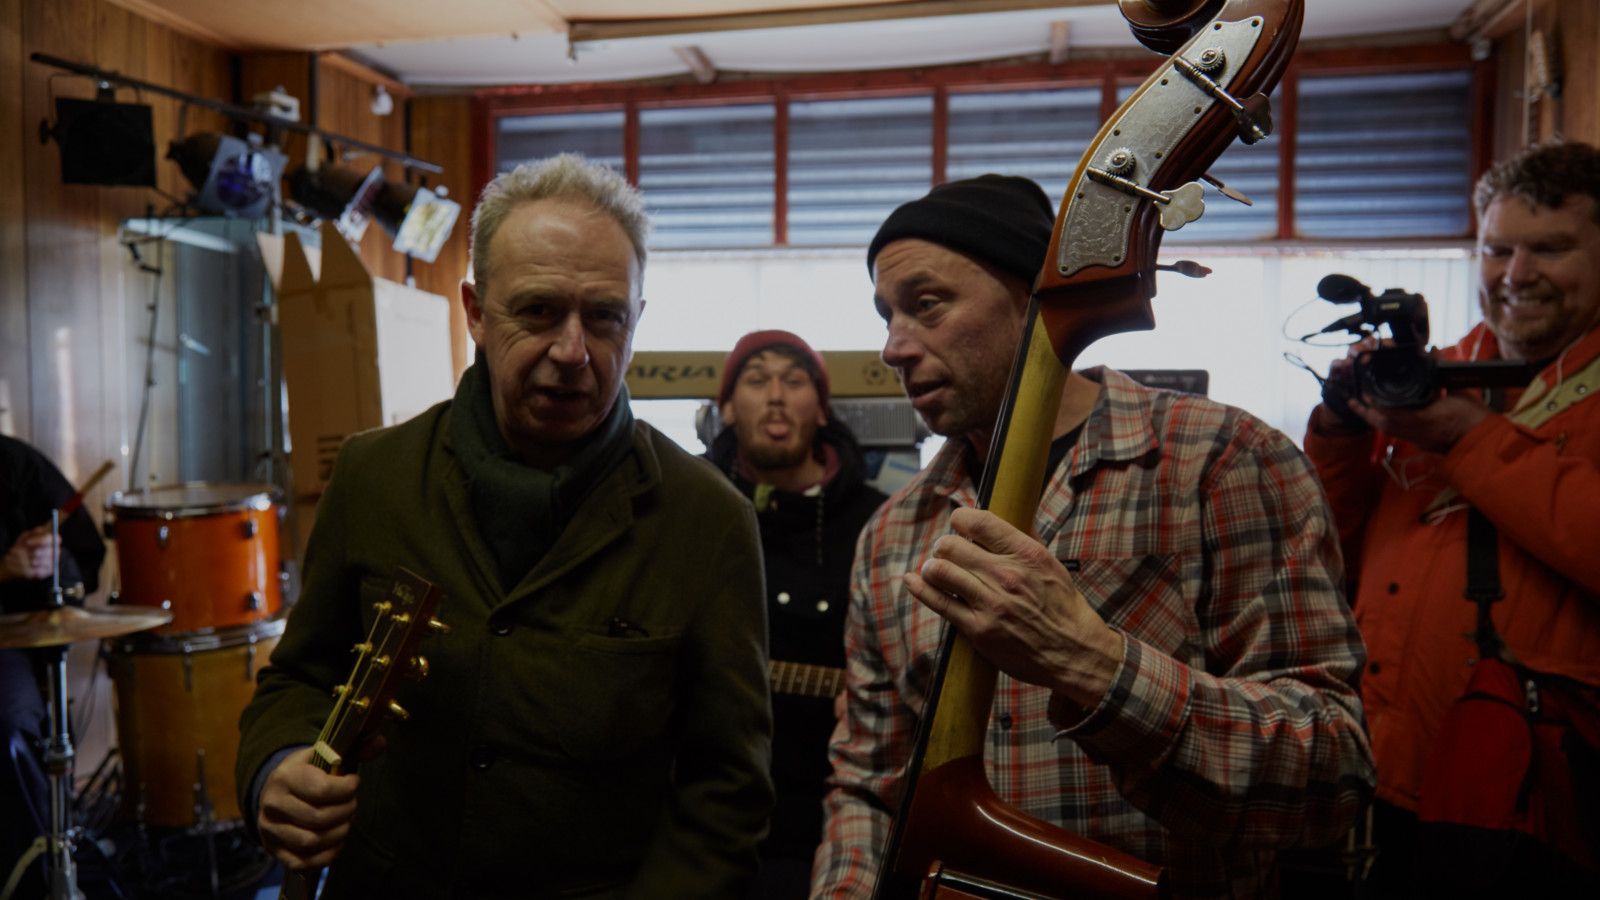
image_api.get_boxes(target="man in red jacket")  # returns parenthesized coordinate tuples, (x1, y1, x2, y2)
(1305, 141, 1600, 896)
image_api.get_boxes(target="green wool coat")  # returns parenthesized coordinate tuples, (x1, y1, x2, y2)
(236, 402, 774, 899)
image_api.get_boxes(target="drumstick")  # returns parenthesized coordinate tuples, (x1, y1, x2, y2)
(58, 460, 115, 517)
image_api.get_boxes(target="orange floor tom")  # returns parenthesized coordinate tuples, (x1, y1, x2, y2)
(107, 483, 283, 635)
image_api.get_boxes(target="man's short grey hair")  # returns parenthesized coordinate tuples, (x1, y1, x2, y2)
(469, 153, 651, 301)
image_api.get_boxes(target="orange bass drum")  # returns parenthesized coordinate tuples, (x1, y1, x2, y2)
(105, 618, 284, 827)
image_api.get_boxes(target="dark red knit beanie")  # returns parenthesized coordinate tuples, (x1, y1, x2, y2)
(718, 329, 830, 411)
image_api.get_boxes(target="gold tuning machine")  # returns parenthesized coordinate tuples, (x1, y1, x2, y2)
(428, 618, 450, 635)
(387, 701, 410, 721)
(407, 655, 430, 679)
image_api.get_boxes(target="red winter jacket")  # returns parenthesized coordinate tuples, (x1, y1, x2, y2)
(1304, 321, 1600, 810)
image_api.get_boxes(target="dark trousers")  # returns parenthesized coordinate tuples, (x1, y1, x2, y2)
(1278, 799, 1600, 900)
(0, 647, 49, 899)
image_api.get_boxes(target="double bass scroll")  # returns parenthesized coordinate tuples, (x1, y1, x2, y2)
(870, 2, 1305, 899)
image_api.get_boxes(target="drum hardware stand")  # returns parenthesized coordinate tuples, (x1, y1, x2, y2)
(190, 750, 223, 898)
(41, 512, 85, 900)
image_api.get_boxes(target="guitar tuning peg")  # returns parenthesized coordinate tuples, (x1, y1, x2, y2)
(351, 641, 374, 656)
(1157, 182, 1206, 230)
(372, 601, 392, 616)
(428, 618, 450, 635)
(387, 700, 410, 721)
(407, 655, 429, 679)
(1201, 172, 1253, 206)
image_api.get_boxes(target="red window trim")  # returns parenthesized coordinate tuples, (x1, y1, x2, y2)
(473, 42, 1480, 243)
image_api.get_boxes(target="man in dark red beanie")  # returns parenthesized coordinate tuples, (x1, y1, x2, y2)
(707, 330, 886, 900)
(813, 175, 1374, 900)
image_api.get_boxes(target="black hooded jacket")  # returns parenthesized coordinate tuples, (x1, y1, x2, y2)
(707, 417, 888, 858)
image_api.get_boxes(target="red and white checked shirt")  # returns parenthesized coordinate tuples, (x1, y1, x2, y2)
(813, 368, 1375, 900)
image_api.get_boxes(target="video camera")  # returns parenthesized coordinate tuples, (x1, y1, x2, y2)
(1314, 274, 1533, 411)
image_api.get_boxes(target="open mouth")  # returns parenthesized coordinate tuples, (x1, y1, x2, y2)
(538, 385, 588, 403)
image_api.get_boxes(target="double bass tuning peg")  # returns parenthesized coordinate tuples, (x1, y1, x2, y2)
(1201, 173, 1253, 207)
(1156, 260, 1214, 279)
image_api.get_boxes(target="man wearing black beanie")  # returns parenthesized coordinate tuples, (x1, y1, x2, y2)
(814, 176, 1374, 900)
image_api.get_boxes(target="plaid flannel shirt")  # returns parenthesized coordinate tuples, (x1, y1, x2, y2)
(814, 367, 1375, 900)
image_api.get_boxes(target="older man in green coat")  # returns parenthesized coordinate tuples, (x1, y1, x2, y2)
(237, 154, 774, 899)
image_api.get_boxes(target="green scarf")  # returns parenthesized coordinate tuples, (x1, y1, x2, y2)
(449, 354, 637, 591)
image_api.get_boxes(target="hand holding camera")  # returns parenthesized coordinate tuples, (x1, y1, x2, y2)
(1310, 275, 1534, 452)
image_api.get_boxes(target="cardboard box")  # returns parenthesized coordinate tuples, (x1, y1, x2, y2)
(260, 221, 456, 559)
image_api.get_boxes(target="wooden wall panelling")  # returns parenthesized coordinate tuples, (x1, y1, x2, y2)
(23, 0, 102, 473)
(1, 0, 28, 437)
(239, 51, 313, 197)
(1485, 0, 1600, 156)
(1554, 0, 1598, 146)
(25, 0, 124, 782)
(14, 0, 242, 787)
(1491, 25, 1526, 161)
(408, 94, 473, 380)
(317, 60, 409, 283)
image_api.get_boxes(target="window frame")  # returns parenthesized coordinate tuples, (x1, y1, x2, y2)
(473, 42, 1489, 246)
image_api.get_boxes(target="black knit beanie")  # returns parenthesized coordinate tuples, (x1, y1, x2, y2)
(866, 174, 1056, 285)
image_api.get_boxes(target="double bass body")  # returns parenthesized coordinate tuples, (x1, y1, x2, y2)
(870, 2, 1306, 898)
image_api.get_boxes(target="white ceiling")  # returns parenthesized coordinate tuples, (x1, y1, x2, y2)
(118, 0, 1484, 88)
(348, 1, 1482, 87)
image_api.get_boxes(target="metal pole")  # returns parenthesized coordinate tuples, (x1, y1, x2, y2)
(43, 512, 79, 900)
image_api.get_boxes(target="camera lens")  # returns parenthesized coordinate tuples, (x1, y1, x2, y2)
(1359, 350, 1435, 408)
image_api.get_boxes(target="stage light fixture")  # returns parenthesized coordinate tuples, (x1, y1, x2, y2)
(286, 143, 459, 262)
(167, 132, 287, 218)
(45, 96, 157, 187)
(374, 182, 460, 264)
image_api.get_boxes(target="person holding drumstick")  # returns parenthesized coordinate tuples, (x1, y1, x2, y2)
(0, 435, 106, 899)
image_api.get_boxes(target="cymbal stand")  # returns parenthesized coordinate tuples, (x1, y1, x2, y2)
(42, 510, 83, 900)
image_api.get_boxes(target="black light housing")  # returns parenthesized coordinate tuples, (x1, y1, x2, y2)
(286, 159, 459, 263)
(373, 182, 460, 264)
(167, 132, 287, 218)
(48, 97, 157, 187)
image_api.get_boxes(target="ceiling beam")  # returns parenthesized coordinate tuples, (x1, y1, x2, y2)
(101, 0, 242, 50)
(673, 46, 718, 84)
(1450, 0, 1549, 42)
(516, 0, 573, 34)
(569, 0, 1104, 45)
(320, 52, 413, 97)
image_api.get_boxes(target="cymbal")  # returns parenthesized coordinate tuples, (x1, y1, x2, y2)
(0, 605, 174, 649)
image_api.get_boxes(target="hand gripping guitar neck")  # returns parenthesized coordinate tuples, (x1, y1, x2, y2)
(869, 3, 1304, 899)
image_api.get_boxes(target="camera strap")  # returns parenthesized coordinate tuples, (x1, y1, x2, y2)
(1465, 507, 1509, 662)
(1465, 388, 1508, 661)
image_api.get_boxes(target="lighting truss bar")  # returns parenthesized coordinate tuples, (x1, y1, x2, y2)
(30, 52, 443, 174)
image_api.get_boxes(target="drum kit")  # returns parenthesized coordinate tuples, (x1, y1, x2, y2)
(0, 482, 287, 900)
